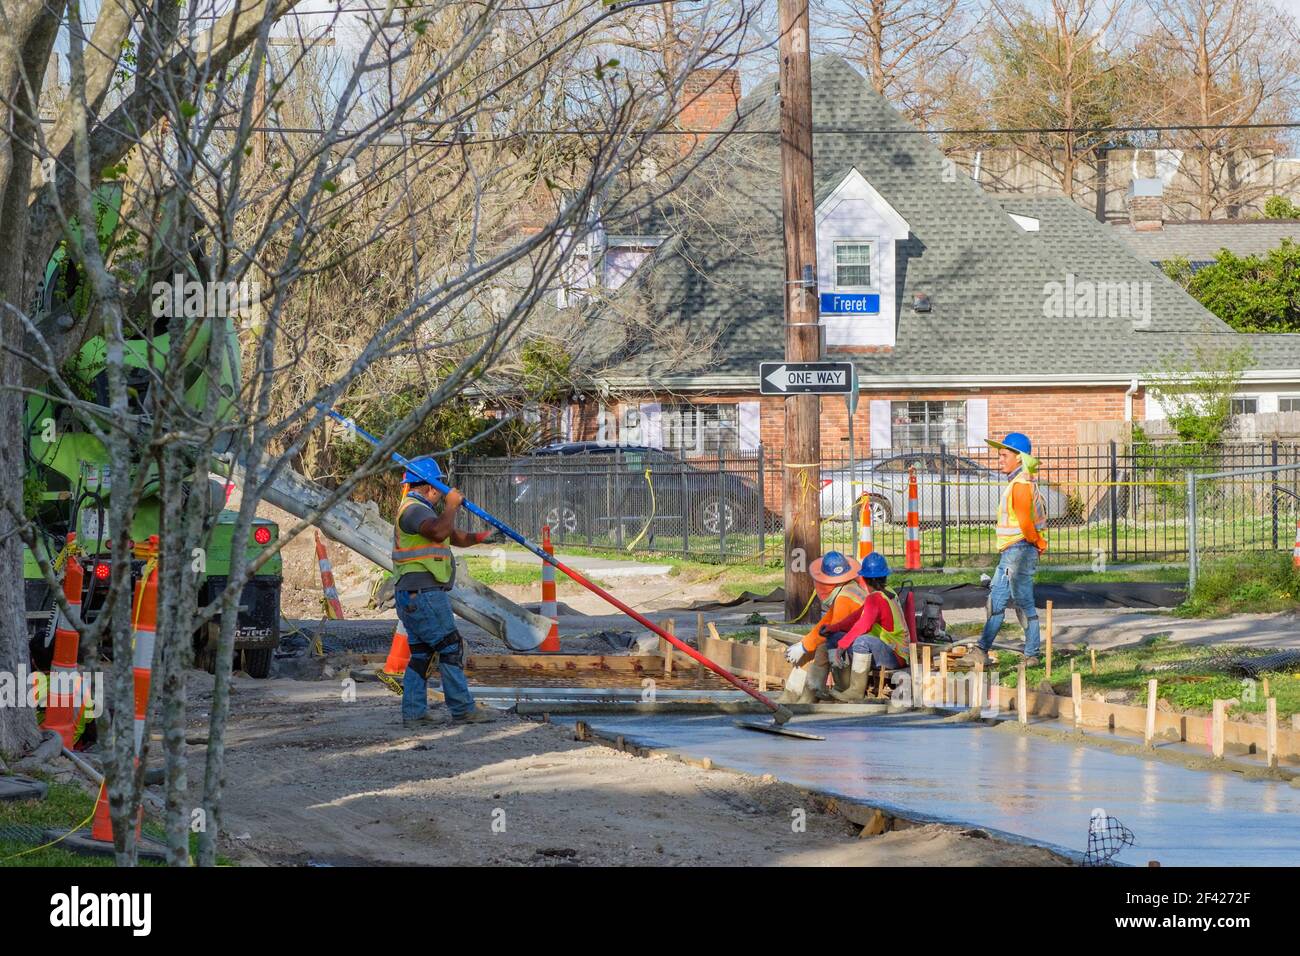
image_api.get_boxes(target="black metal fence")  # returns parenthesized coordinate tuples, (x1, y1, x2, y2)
(449, 441, 1300, 567)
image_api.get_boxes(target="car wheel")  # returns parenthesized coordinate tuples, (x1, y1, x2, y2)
(866, 495, 893, 526)
(698, 497, 744, 535)
(542, 502, 580, 536)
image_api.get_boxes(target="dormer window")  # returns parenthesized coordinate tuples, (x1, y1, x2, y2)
(834, 241, 874, 290)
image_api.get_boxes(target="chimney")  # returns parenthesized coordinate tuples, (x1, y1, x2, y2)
(677, 69, 740, 156)
(1127, 178, 1164, 231)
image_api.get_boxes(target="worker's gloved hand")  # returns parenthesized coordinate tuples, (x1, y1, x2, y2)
(785, 641, 805, 664)
(445, 488, 465, 509)
(472, 530, 496, 545)
(828, 647, 846, 668)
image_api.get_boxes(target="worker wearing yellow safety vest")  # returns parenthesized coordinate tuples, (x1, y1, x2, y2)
(967, 432, 1047, 668)
(818, 552, 909, 701)
(778, 551, 869, 704)
(393, 455, 497, 727)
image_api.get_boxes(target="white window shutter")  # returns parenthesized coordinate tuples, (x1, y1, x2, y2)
(639, 402, 663, 449)
(738, 401, 761, 452)
(869, 399, 891, 450)
(966, 398, 988, 450)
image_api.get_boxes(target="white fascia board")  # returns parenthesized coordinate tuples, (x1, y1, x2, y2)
(597, 369, 1300, 391)
(814, 167, 910, 237)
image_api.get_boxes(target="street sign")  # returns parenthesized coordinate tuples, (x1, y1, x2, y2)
(760, 361, 855, 395)
(820, 292, 879, 315)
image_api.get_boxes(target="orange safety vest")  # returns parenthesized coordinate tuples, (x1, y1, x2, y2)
(995, 470, 1044, 552)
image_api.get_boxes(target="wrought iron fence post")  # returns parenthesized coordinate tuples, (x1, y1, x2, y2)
(614, 448, 623, 550)
(1272, 439, 1279, 550)
(680, 448, 689, 557)
(1109, 439, 1119, 564)
(757, 443, 766, 561)
(1187, 469, 1198, 594)
(939, 441, 949, 566)
(717, 448, 726, 556)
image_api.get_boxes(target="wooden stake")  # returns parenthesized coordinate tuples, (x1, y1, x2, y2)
(1211, 699, 1225, 759)
(1145, 679, 1158, 748)
(939, 652, 949, 706)
(922, 645, 932, 706)
(1090, 648, 1097, 675)
(972, 660, 984, 713)
(1266, 697, 1278, 769)
(1070, 656, 1075, 674)
(1071, 672, 1082, 730)
(909, 643, 920, 708)
(759, 626, 769, 692)
(876, 666, 887, 699)
(707, 621, 721, 642)
(1044, 599, 1053, 679)
(1016, 662, 1027, 724)
(664, 619, 675, 676)
(1262, 677, 1270, 699)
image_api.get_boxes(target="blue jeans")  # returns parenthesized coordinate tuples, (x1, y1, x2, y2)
(849, 634, 906, 669)
(395, 588, 474, 719)
(980, 541, 1041, 657)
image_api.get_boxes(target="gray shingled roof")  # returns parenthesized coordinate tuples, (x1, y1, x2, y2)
(583, 56, 1300, 386)
(1111, 220, 1300, 264)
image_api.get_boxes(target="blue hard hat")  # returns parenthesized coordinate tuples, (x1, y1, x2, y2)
(403, 455, 443, 485)
(809, 549, 861, 584)
(860, 552, 891, 579)
(986, 432, 1032, 456)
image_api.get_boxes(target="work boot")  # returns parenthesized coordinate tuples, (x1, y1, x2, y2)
(402, 710, 446, 728)
(1023, 656, 1041, 668)
(831, 663, 852, 694)
(830, 656, 871, 702)
(964, 646, 990, 667)
(452, 705, 501, 724)
(778, 667, 808, 704)
(803, 659, 833, 703)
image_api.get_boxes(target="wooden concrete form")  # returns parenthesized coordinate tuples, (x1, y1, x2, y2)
(1145, 679, 1158, 748)
(988, 684, 1300, 761)
(1044, 600, 1053, 679)
(1016, 663, 1027, 725)
(697, 633, 793, 685)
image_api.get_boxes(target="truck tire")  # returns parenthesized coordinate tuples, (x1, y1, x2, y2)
(240, 647, 273, 679)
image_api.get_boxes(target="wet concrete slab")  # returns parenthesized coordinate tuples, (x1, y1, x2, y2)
(560, 712, 1300, 866)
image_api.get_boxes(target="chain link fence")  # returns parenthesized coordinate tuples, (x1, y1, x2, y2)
(449, 441, 1300, 568)
(1187, 461, 1300, 591)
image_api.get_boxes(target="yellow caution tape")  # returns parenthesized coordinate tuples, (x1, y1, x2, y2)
(0, 783, 101, 863)
(626, 469, 656, 552)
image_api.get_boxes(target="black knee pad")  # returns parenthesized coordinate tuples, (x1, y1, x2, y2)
(407, 647, 436, 680)
(432, 630, 464, 669)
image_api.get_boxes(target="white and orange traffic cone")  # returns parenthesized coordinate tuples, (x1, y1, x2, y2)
(905, 467, 921, 570)
(314, 530, 346, 620)
(378, 617, 411, 694)
(857, 497, 874, 561)
(43, 534, 84, 748)
(1293, 518, 1300, 569)
(539, 525, 560, 652)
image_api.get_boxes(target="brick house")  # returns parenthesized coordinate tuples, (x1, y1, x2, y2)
(548, 57, 1300, 460)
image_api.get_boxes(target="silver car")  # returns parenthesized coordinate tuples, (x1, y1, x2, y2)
(819, 452, 1069, 525)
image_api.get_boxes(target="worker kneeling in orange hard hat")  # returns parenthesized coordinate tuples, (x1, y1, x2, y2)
(778, 551, 868, 705)
(816, 552, 909, 702)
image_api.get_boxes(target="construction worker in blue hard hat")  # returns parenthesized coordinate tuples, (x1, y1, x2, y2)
(778, 550, 868, 704)
(393, 454, 497, 727)
(967, 432, 1047, 668)
(817, 552, 910, 702)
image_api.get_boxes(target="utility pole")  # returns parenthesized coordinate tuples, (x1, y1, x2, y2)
(778, 0, 820, 623)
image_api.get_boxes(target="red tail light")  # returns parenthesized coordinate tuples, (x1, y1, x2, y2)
(253, 526, 272, 545)
(94, 563, 110, 581)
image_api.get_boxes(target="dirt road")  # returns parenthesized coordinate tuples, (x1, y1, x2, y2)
(193, 672, 1064, 866)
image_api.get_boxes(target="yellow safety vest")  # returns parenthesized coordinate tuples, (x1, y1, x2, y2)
(996, 471, 1044, 552)
(830, 581, 869, 607)
(868, 588, 909, 656)
(392, 493, 455, 585)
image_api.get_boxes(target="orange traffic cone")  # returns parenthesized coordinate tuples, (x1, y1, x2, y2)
(314, 530, 346, 620)
(43, 535, 84, 748)
(383, 618, 411, 676)
(857, 497, 874, 560)
(539, 525, 560, 652)
(905, 467, 921, 570)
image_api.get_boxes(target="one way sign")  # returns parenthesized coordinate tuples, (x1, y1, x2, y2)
(759, 361, 855, 395)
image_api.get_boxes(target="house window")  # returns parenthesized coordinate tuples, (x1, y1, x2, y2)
(661, 403, 739, 455)
(834, 242, 874, 289)
(891, 400, 966, 449)
(1278, 396, 1300, 413)
(1230, 397, 1259, 417)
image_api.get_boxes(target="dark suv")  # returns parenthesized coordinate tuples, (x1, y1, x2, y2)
(504, 442, 771, 541)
